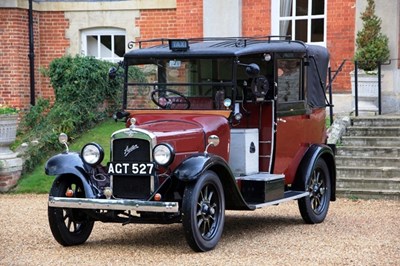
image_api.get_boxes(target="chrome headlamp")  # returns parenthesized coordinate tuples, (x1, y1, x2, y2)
(153, 143, 175, 166)
(81, 142, 104, 165)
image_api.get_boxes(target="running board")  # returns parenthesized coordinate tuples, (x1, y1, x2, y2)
(248, 191, 309, 209)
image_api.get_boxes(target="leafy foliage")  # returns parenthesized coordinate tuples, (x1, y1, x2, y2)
(18, 55, 145, 173)
(15, 119, 122, 193)
(354, 0, 390, 71)
(0, 104, 19, 115)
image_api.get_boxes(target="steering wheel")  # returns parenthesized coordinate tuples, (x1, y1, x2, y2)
(250, 76, 270, 100)
(151, 88, 191, 109)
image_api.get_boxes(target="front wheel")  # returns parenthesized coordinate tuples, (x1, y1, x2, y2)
(182, 170, 225, 252)
(48, 176, 94, 246)
(298, 158, 331, 224)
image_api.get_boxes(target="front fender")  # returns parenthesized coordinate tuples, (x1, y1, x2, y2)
(173, 153, 233, 182)
(294, 144, 336, 201)
(46, 152, 95, 198)
(173, 153, 254, 210)
(45, 152, 90, 177)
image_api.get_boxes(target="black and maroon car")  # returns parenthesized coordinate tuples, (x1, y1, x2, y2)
(46, 37, 336, 252)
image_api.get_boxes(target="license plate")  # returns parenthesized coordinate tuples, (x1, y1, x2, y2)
(107, 162, 155, 176)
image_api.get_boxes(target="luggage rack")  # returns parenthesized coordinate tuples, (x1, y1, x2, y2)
(127, 35, 295, 49)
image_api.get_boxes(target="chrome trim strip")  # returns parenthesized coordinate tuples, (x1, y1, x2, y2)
(251, 191, 309, 209)
(48, 196, 179, 213)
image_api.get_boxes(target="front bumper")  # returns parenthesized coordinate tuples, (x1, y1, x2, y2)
(48, 196, 179, 213)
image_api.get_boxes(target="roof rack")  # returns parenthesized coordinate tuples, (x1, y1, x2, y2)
(127, 35, 293, 49)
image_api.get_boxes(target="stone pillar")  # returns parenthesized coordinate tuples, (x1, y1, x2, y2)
(0, 157, 23, 192)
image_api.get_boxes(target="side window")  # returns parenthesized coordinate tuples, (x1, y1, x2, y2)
(276, 56, 308, 116)
(81, 28, 126, 62)
(277, 59, 302, 102)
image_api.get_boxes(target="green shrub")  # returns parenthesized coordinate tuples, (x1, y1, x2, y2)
(19, 55, 145, 173)
(354, 0, 390, 71)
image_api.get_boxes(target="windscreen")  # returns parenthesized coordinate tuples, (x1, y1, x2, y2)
(125, 58, 234, 110)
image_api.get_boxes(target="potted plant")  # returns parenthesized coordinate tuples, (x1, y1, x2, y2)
(0, 104, 19, 157)
(351, 0, 390, 113)
(0, 103, 23, 192)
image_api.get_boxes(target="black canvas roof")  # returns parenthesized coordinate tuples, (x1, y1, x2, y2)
(124, 38, 316, 59)
(124, 37, 330, 108)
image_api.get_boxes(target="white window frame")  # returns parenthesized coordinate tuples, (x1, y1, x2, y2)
(271, 0, 327, 46)
(81, 28, 126, 62)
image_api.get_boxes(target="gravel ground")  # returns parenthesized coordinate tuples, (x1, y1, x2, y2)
(0, 194, 399, 266)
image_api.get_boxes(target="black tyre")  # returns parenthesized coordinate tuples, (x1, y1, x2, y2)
(298, 158, 331, 224)
(182, 170, 225, 252)
(48, 176, 94, 246)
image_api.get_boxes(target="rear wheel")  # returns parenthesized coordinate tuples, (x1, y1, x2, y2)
(48, 176, 94, 246)
(298, 158, 331, 224)
(182, 170, 225, 252)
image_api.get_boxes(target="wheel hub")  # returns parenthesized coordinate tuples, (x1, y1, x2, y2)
(201, 202, 215, 219)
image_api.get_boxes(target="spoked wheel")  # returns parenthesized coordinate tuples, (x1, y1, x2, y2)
(298, 158, 331, 224)
(48, 176, 94, 246)
(182, 170, 225, 252)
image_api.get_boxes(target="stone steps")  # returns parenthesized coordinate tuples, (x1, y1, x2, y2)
(336, 188, 400, 200)
(340, 136, 400, 146)
(335, 116, 400, 200)
(336, 146, 400, 157)
(345, 126, 400, 136)
(337, 177, 400, 191)
(337, 166, 400, 179)
(352, 116, 400, 127)
(335, 156, 400, 168)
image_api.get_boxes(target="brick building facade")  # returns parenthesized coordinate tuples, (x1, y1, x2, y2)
(0, 0, 399, 113)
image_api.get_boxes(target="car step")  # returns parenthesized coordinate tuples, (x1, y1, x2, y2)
(248, 191, 309, 209)
(235, 173, 307, 206)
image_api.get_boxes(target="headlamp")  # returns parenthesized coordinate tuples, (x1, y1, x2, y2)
(153, 143, 174, 166)
(81, 142, 104, 165)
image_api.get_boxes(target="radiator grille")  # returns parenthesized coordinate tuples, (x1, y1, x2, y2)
(112, 138, 150, 162)
(111, 136, 153, 199)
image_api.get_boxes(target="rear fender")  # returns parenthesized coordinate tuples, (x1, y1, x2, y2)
(46, 152, 95, 198)
(293, 144, 336, 201)
(173, 153, 253, 210)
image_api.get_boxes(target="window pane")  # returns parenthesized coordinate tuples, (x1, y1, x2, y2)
(280, 20, 292, 37)
(100, 35, 112, 58)
(312, 0, 324, 15)
(280, 0, 293, 17)
(277, 59, 301, 102)
(295, 20, 307, 42)
(114, 35, 125, 57)
(87, 35, 98, 57)
(296, 0, 308, 16)
(311, 18, 324, 42)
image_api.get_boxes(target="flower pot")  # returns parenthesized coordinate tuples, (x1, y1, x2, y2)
(350, 70, 383, 113)
(0, 114, 23, 192)
(0, 114, 19, 158)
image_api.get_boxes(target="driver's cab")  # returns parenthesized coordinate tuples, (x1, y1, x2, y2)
(124, 57, 239, 112)
(121, 38, 329, 181)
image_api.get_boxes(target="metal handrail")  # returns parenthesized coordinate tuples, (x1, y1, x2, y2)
(353, 60, 396, 116)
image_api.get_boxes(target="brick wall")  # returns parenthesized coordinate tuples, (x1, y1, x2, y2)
(1, 0, 358, 113)
(326, 0, 356, 92)
(176, 0, 202, 38)
(0, 9, 31, 110)
(37, 12, 69, 103)
(242, 0, 271, 36)
(135, 9, 177, 44)
(0, 9, 69, 111)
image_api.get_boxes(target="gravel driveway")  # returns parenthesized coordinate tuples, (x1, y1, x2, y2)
(0, 194, 399, 265)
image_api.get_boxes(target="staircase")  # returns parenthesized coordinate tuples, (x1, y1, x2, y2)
(336, 116, 400, 200)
